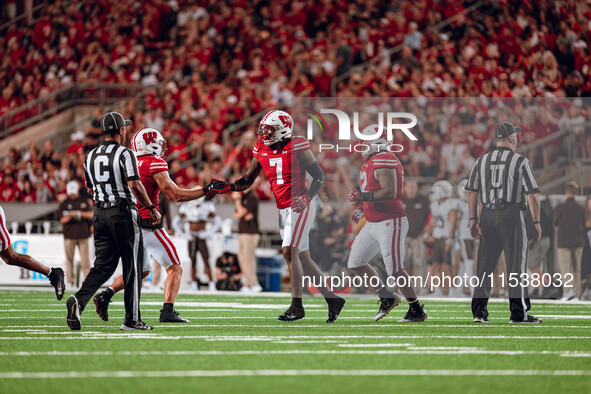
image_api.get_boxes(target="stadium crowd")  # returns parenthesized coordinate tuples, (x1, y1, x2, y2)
(1, 0, 591, 204)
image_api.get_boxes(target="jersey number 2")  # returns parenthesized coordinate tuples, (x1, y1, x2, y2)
(269, 158, 284, 185)
(360, 171, 367, 192)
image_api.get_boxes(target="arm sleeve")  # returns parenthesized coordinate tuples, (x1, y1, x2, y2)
(520, 159, 540, 194)
(305, 161, 324, 198)
(122, 149, 140, 181)
(465, 158, 480, 192)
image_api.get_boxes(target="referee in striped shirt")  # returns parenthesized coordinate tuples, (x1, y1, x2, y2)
(66, 112, 161, 331)
(464, 121, 542, 324)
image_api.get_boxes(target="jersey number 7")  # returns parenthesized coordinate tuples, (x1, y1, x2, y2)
(269, 158, 284, 185)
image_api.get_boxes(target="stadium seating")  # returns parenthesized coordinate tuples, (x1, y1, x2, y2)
(0, 0, 590, 204)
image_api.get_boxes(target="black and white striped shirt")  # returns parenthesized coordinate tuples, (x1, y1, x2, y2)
(84, 141, 139, 204)
(465, 147, 539, 207)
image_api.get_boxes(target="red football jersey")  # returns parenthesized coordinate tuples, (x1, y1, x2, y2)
(252, 136, 309, 209)
(360, 151, 406, 222)
(136, 154, 168, 219)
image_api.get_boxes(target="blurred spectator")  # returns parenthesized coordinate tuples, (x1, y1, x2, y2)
(403, 22, 422, 51)
(232, 188, 262, 293)
(526, 198, 553, 298)
(58, 181, 92, 287)
(582, 196, 591, 300)
(310, 201, 346, 271)
(0, 171, 21, 202)
(403, 180, 430, 279)
(215, 252, 242, 291)
(437, 132, 467, 179)
(67, 131, 86, 155)
(553, 182, 586, 301)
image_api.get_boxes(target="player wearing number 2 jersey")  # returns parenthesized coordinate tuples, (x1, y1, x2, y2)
(206, 110, 346, 323)
(348, 125, 427, 323)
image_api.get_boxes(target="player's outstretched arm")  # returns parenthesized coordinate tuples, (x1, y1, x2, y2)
(229, 158, 263, 192)
(153, 170, 205, 202)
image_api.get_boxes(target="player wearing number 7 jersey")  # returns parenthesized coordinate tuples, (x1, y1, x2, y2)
(348, 125, 427, 322)
(206, 110, 346, 323)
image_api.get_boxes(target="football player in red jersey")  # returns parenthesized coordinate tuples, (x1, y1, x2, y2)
(207, 110, 346, 322)
(348, 127, 428, 322)
(93, 128, 210, 323)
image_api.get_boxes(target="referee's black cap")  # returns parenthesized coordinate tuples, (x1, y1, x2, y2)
(495, 121, 521, 139)
(101, 112, 133, 134)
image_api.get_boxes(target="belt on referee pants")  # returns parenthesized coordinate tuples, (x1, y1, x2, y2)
(482, 202, 523, 210)
(95, 200, 135, 210)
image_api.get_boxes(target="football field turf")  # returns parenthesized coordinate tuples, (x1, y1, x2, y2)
(0, 289, 590, 393)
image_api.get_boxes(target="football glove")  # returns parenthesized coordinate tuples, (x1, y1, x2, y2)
(292, 194, 311, 213)
(348, 188, 360, 204)
(204, 179, 232, 195)
(351, 209, 364, 224)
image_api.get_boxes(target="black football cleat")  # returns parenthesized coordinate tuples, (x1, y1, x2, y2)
(160, 309, 190, 323)
(326, 296, 346, 323)
(398, 304, 428, 322)
(93, 291, 111, 322)
(278, 307, 305, 321)
(120, 320, 154, 330)
(48, 268, 65, 300)
(374, 293, 402, 321)
(509, 314, 542, 324)
(66, 295, 81, 330)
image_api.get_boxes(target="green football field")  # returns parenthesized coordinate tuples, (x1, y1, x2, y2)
(0, 289, 590, 393)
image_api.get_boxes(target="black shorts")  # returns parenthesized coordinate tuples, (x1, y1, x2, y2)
(188, 238, 209, 260)
(430, 238, 451, 265)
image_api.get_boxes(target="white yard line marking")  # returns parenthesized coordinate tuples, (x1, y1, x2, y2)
(0, 349, 589, 357)
(0, 334, 589, 340)
(3, 308, 591, 314)
(1, 369, 591, 379)
(0, 323, 588, 329)
(2, 315, 590, 322)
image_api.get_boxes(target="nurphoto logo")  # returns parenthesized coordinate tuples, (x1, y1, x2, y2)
(303, 107, 419, 154)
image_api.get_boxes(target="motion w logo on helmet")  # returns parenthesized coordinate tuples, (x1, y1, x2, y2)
(143, 130, 158, 144)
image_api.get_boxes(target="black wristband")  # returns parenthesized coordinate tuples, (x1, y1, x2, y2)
(470, 217, 478, 221)
(532, 221, 540, 224)
(358, 192, 374, 202)
(147, 205, 156, 211)
(229, 183, 236, 191)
